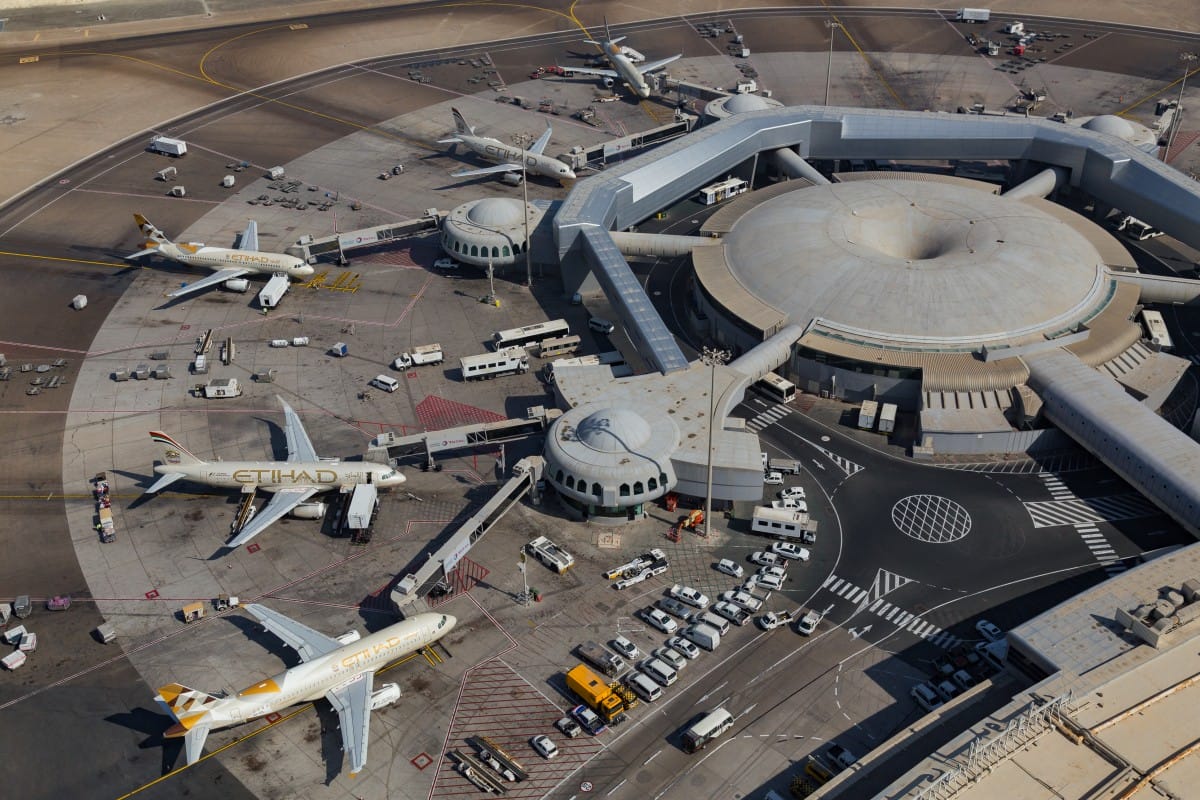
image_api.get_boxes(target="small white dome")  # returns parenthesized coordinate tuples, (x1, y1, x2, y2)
(724, 94, 771, 114)
(576, 408, 652, 453)
(1082, 115, 1136, 140)
(466, 198, 524, 226)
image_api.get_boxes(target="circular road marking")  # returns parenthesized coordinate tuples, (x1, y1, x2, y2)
(890, 494, 972, 544)
(821, 435, 830, 442)
(581, 781, 594, 792)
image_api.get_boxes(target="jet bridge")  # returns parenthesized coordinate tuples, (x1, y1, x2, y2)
(367, 405, 561, 468)
(392, 457, 546, 612)
(290, 209, 444, 263)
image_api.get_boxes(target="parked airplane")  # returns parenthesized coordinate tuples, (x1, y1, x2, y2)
(439, 107, 576, 183)
(568, 20, 681, 99)
(156, 604, 456, 775)
(126, 214, 314, 298)
(144, 396, 404, 547)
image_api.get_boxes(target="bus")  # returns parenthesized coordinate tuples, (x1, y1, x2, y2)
(544, 352, 633, 384)
(698, 177, 749, 205)
(682, 708, 734, 753)
(493, 319, 570, 350)
(538, 334, 582, 359)
(755, 372, 796, 403)
(1140, 309, 1173, 351)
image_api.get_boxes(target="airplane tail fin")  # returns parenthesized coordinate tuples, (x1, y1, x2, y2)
(451, 107, 474, 137)
(150, 431, 205, 467)
(155, 683, 217, 764)
(604, 16, 625, 44)
(128, 214, 171, 260)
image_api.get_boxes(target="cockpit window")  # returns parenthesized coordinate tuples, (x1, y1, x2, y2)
(438, 615, 447, 629)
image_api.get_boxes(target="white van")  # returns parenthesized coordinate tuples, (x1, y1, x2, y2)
(588, 317, 616, 335)
(627, 671, 663, 702)
(682, 708, 735, 753)
(698, 611, 731, 636)
(370, 374, 399, 392)
(642, 658, 678, 687)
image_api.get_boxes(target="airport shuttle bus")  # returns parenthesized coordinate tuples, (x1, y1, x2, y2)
(493, 319, 570, 350)
(756, 372, 797, 403)
(1140, 309, 1173, 351)
(538, 334, 582, 359)
(682, 708, 735, 753)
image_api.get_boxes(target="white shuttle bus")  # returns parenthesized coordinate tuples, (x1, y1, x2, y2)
(460, 347, 530, 380)
(1140, 309, 1173, 351)
(682, 708, 735, 753)
(493, 319, 570, 350)
(751, 506, 807, 539)
(755, 372, 796, 403)
(538, 334, 582, 359)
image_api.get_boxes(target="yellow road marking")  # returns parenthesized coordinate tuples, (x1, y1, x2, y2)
(821, 4, 906, 109)
(1118, 65, 1200, 117)
(0, 249, 125, 269)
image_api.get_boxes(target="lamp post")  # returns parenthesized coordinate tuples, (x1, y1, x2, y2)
(1165, 52, 1197, 163)
(701, 346, 731, 537)
(825, 21, 841, 107)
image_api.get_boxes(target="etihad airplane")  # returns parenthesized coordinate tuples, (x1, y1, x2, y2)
(145, 396, 404, 548)
(439, 107, 576, 184)
(568, 20, 681, 99)
(156, 604, 456, 775)
(126, 214, 314, 298)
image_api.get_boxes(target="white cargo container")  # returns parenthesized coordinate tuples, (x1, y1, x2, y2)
(461, 347, 529, 380)
(149, 136, 188, 157)
(291, 336, 310, 347)
(346, 484, 379, 529)
(221, 175, 236, 188)
(267, 166, 286, 180)
(269, 339, 289, 348)
(878, 402, 898, 434)
(858, 400, 878, 430)
(956, 8, 991, 22)
(2, 650, 26, 670)
(71, 294, 88, 310)
(202, 378, 242, 398)
(258, 274, 290, 309)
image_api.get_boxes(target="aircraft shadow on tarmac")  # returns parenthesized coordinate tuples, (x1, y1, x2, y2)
(104, 705, 185, 775)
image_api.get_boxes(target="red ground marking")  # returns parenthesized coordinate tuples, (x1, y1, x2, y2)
(407, 371, 417, 379)
(144, 589, 159, 600)
(415, 395, 505, 432)
(427, 557, 489, 607)
(180, 324, 190, 330)
(1166, 130, 1199, 163)
(265, 712, 281, 724)
(411, 752, 433, 770)
(246, 543, 261, 554)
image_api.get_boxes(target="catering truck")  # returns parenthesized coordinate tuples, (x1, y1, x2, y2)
(565, 664, 634, 724)
(393, 343, 444, 369)
(955, 8, 990, 22)
(257, 274, 290, 309)
(148, 136, 188, 156)
(577, 641, 626, 678)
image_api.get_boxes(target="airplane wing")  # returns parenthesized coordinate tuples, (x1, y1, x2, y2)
(563, 64, 619, 79)
(145, 472, 186, 494)
(638, 54, 682, 74)
(529, 123, 553, 155)
(243, 602, 343, 662)
(451, 163, 523, 178)
(226, 486, 319, 548)
(279, 397, 319, 462)
(326, 671, 374, 776)
(237, 220, 259, 251)
(182, 717, 213, 765)
(166, 267, 252, 298)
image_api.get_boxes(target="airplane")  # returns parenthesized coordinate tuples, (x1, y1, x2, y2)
(156, 604, 456, 776)
(567, 19, 681, 99)
(126, 214, 314, 298)
(144, 396, 405, 548)
(438, 107, 576, 184)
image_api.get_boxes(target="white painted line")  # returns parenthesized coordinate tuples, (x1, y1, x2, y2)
(884, 606, 901, 621)
(643, 749, 661, 766)
(868, 598, 884, 612)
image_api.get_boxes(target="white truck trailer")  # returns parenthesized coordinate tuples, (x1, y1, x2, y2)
(149, 136, 188, 156)
(393, 343, 444, 369)
(461, 347, 529, 380)
(257, 274, 290, 309)
(858, 400, 878, 430)
(878, 402, 898, 434)
(956, 8, 990, 22)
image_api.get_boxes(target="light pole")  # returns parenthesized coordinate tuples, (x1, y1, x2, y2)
(825, 21, 841, 107)
(1165, 52, 1197, 163)
(701, 346, 731, 537)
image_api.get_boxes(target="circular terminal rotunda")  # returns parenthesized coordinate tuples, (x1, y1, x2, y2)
(441, 197, 541, 267)
(543, 404, 680, 522)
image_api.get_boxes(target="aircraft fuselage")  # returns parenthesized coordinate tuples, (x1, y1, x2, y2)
(153, 459, 402, 492)
(161, 242, 313, 280)
(460, 134, 574, 180)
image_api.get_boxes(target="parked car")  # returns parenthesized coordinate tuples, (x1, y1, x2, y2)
(640, 607, 678, 633)
(975, 619, 1004, 642)
(531, 734, 558, 759)
(433, 257, 459, 269)
(770, 541, 810, 561)
(779, 486, 807, 501)
(667, 636, 700, 659)
(795, 609, 821, 636)
(749, 551, 783, 567)
(951, 669, 976, 692)
(720, 589, 763, 612)
(669, 585, 711, 609)
(715, 558, 744, 578)
(657, 597, 696, 620)
(911, 682, 944, 712)
(653, 646, 687, 670)
(935, 679, 962, 702)
(827, 743, 857, 770)
(611, 636, 639, 660)
(712, 601, 750, 626)
(555, 716, 583, 738)
(753, 573, 785, 591)
(571, 704, 607, 735)
(758, 565, 787, 580)
(763, 470, 784, 485)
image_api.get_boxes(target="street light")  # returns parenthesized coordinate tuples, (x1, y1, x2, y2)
(701, 346, 731, 537)
(825, 21, 842, 107)
(1165, 52, 1198, 163)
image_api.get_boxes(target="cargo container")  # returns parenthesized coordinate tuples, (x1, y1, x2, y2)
(330, 342, 349, 357)
(258, 273, 290, 309)
(201, 378, 242, 398)
(149, 136, 188, 157)
(956, 8, 990, 22)
(878, 402, 898, 434)
(2, 650, 26, 670)
(345, 484, 379, 530)
(858, 400, 878, 430)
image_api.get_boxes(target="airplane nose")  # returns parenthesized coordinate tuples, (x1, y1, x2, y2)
(299, 265, 315, 277)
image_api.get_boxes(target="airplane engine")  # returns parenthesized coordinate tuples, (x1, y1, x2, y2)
(603, 77, 614, 88)
(289, 502, 327, 520)
(369, 683, 401, 710)
(335, 630, 361, 645)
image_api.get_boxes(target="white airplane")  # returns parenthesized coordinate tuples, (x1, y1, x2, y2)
(156, 605, 456, 775)
(438, 107, 576, 184)
(145, 396, 404, 548)
(568, 20, 681, 99)
(126, 213, 314, 298)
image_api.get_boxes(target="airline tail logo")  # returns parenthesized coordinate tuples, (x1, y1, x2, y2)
(155, 683, 219, 724)
(150, 431, 203, 466)
(451, 107, 474, 136)
(133, 213, 170, 244)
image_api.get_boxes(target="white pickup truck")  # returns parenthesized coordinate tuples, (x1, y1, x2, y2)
(394, 343, 443, 369)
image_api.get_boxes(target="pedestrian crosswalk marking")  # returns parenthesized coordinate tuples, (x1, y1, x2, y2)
(1024, 494, 1159, 528)
(821, 572, 964, 650)
(746, 403, 792, 432)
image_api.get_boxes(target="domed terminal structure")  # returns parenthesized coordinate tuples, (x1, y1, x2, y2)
(440, 197, 544, 268)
